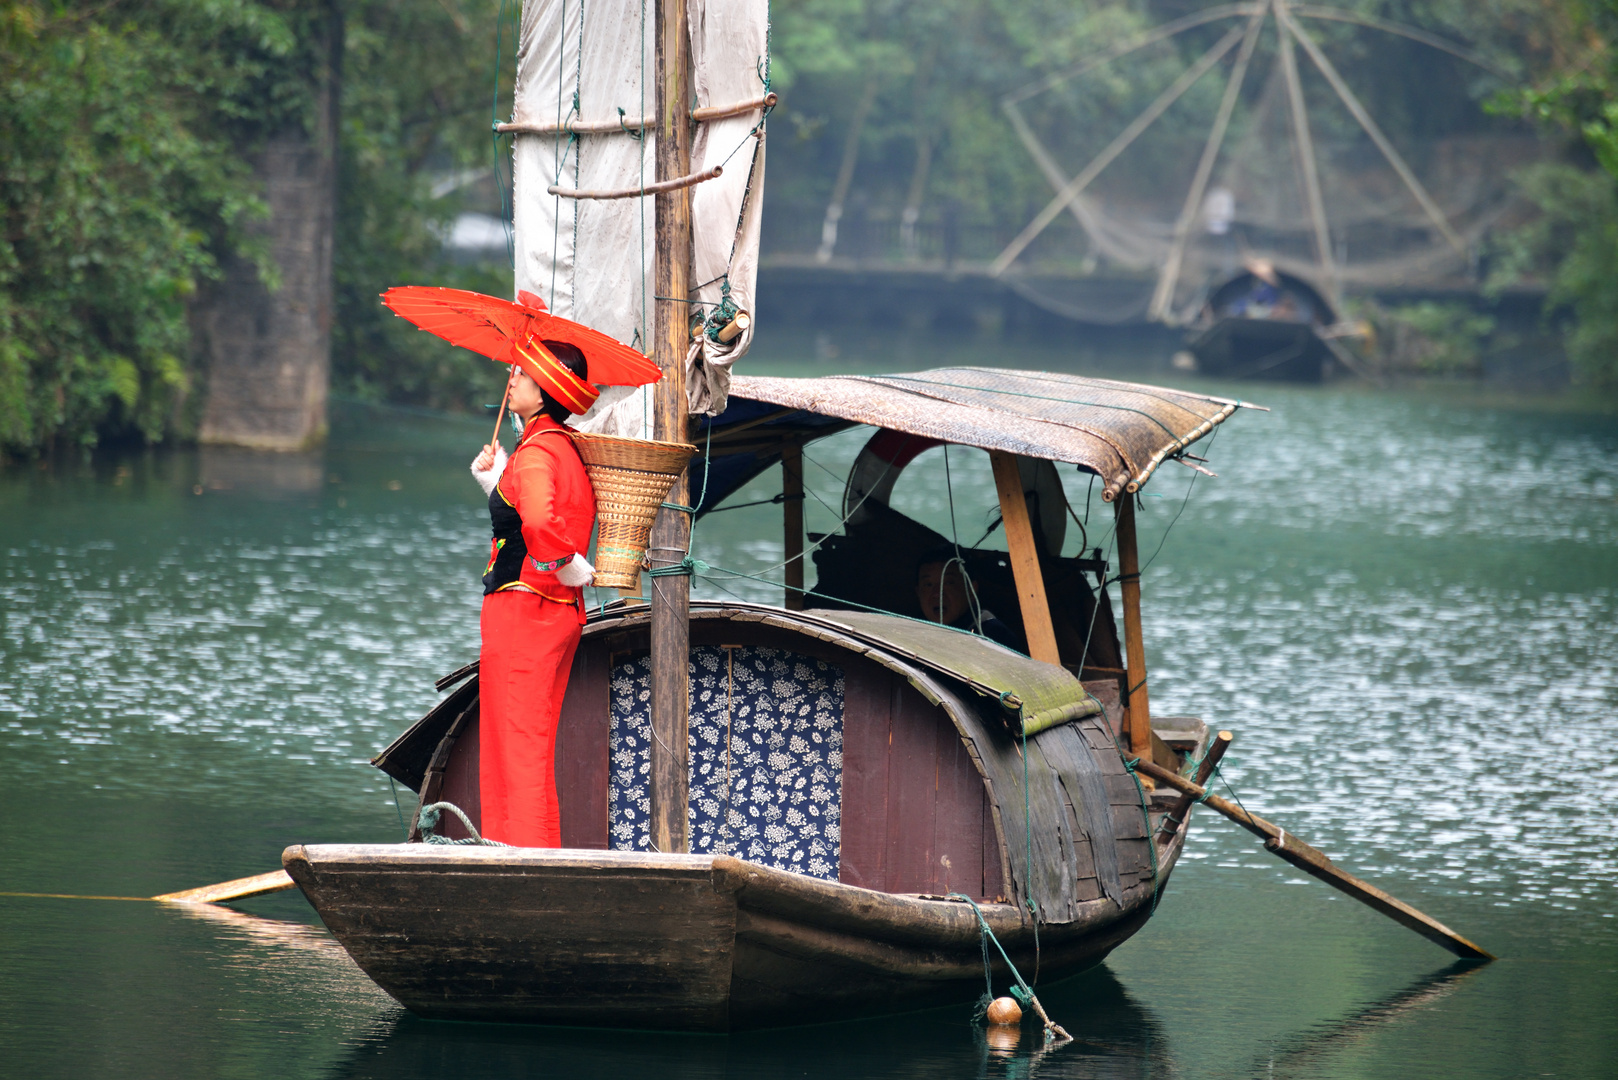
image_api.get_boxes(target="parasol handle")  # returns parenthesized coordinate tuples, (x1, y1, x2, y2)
(489, 372, 514, 449)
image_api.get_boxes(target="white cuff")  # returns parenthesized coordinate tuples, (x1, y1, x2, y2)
(555, 552, 594, 587)
(471, 444, 508, 497)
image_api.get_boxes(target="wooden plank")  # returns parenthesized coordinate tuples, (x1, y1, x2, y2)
(836, 657, 893, 890)
(988, 450, 1061, 666)
(1081, 679, 1124, 740)
(884, 675, 939, 892)
(1113, 495, 1153, 770)
(782, 442, 805, 611)
(648, 0, 694, 855)
(932, 722, 989, 897)
(558, 642, 611, 849)
(982, 788, 1005, 900)
(1131, 759, 1495, 960)
(284, 845, 737, 1028)
(436, 711, 482, 840)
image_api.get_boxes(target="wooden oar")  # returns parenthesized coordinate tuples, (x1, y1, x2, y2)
(1133, 757, 1494, 960)
(152, 870, 295, 905)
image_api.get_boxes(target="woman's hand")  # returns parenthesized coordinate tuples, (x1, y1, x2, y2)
(471, 443, 508, 496)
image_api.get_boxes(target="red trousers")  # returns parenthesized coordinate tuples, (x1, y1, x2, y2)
(478, 590, 582, 847)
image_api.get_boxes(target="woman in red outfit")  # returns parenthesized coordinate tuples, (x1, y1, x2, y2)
(469, 338, 600, 847)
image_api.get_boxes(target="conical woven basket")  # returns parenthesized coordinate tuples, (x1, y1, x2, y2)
(570, 431, 698, 589)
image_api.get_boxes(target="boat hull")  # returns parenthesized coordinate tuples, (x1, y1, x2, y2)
(283, 843, 1174, 1030)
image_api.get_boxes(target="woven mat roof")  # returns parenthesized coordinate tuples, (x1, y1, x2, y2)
(726, 367, 1252, 499)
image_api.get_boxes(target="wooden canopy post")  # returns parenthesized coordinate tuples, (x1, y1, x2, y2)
(1114, 494, 1153, 771)
(648, 0, 693, 855)
(988, 451, 1060, 666)
(782, 442, 805, 610)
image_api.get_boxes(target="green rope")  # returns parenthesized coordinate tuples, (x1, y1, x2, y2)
(1120, 756, 1163, 913)
(418, 802, 511, 847)
(949, 894, 1036, 1000)
(948, 893, 1068, 1040)
(388, 777, 408, 840)
(648, 556, 711, 578)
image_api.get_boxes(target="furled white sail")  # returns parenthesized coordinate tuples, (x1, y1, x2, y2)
(511, 0, 768, 433)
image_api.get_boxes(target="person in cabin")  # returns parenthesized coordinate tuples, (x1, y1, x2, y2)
(915, 549, 1020, 651)
(468, 338, 600, 847)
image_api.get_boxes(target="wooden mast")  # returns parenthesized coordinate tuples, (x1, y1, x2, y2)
(1114, 494, 1153, 773)
(648, 0, 693, 854)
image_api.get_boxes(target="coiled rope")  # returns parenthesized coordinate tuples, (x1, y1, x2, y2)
(417, 802, 511, 847)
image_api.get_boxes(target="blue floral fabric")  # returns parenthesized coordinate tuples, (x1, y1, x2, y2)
(608, 646, 845, 881)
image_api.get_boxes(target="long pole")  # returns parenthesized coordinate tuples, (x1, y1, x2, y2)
(1277, 3, 1337, 298)
(989, 23, 1247, 278)
(648, 0, 693, 855)
(1132, 758, 1494, 960)
(1149, 10, 1266, 323)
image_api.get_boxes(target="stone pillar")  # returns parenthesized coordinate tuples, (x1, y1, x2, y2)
(196, 7, 340, 451)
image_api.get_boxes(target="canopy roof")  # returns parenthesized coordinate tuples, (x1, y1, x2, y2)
(699, 367, 1251, 507)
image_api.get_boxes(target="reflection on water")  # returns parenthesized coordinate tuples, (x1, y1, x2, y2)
(322, 965, 1168, 1080)
(3, 350, 1617, 1079)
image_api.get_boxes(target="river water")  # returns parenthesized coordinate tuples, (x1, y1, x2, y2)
(2, 341, 1615, 1079)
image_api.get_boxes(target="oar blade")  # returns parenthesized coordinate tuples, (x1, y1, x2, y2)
(153, 870, 295, 905)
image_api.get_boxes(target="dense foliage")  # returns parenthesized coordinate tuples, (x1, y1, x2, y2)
(0, 0, 506, 457)
(0, 1, 296, 453)
(1487, 0, 1618, 390)
(3, 1, 1615, 456)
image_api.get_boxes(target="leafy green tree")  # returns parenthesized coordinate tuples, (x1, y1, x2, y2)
(1489, 0, 1618, 390)
(0, 1, 289, 455)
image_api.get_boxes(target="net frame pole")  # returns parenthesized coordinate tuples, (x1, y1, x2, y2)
(990, 22, 1248, 278)
(1277, 1, 1338, 298)
(1149, 9, 1267, 323)
(1280, 4, 1466, 253)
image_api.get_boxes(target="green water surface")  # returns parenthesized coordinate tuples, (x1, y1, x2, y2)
(2, 339, 1615, 1079)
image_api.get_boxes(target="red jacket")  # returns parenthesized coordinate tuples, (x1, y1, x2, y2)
(484, 416, 597, 607)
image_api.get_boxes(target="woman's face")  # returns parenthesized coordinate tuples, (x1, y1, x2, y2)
(508, 365, 544, 420)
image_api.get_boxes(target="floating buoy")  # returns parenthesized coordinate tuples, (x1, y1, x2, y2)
(985, 996, 1023, 1025)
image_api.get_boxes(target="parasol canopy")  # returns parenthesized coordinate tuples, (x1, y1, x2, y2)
(380, 286, 662, 387)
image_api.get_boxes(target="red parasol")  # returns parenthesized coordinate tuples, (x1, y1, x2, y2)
(379, 286, 662, 387)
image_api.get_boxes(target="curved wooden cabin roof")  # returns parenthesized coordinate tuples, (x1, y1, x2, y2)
(373, 603, 1165, 925)
(706, 367, 1249, 504)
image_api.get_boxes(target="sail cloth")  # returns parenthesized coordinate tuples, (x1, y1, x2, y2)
(511, 0, 769, 434)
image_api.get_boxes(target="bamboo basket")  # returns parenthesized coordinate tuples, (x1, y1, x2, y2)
(569, 431, 698, 589)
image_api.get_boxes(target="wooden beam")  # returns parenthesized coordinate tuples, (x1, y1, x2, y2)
(1278, 11, 1338, 297)
(1149, 9, 1266, 322)
(781, 442, 805, 610)
(988, 451, 1060, 666)
(648, 0, 693, 856)
(1157, 729, 1232, 843)
(989, 22, 1247, 278)
(153, 870, 295, 904)
(1281, 5, 1466, 253)
(1132, 758, 1495, 960)
(1114, 495, 1153, 772)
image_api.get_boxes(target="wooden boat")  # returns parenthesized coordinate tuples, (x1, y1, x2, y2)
(284, 367, 1253, 1029)
(1188, 267, 1343, 381)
